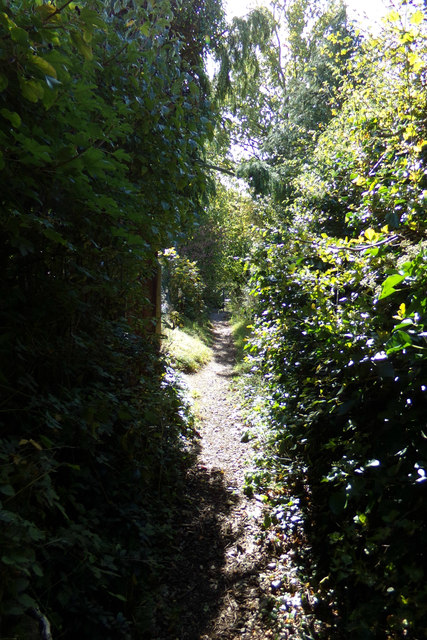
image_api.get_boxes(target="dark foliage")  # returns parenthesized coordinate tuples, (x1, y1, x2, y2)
(0, 0, 223, 636)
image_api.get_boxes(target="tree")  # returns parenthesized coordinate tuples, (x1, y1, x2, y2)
(212, 0, 359, 202)
(181, 181, 260, 307)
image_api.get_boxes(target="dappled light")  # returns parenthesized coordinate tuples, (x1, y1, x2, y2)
(1, 0, 426, 637)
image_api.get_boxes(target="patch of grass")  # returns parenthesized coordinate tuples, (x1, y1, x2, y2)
(182, 317, 213, 347)
(162, 318, 213, 373)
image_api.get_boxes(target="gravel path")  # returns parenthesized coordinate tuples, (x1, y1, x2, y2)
(183, 312, 252, 489)
(154, 312, 278, 640)
(152, 312, 328, 640)
(180, 312, 273, 640)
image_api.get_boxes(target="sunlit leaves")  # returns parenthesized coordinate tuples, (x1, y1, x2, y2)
(239, 2, 427, 637)
(378, 273, 407, 299)
(410, 9, 425, 26)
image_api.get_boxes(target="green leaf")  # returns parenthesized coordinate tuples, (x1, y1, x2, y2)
(42, 82, 59, 109)
(19, 78, 44, 102)
(0, 73, 8, 91)
(10, 26, 29, 44)
(71, 31, 93, 60)
(0, 485, 15, 497)
(79, 7, 105, 30)
(140, 22, 150, 36)
(1, 108, 21, 128)
(42, 227, 68, 246)
(35, 3, 61, 22)
(386, 330, 413, 354)
(30, 55, 57, 78)
(107, 591, 127, 602)
(17, 592, 38, 608)
(378, 273, 406, 299)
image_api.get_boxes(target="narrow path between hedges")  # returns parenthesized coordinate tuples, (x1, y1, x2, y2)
(157, 311, 275, 639)
(153, 312, 317, 640)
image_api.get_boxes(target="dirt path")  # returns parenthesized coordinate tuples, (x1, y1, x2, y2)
(155, 313, 278, 640)
(183, 312, 253, 491)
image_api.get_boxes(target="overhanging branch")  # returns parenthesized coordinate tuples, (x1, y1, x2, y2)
(201, 161, 236, 177)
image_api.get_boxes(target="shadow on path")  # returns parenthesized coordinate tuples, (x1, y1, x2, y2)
(209, 312, 239, 375)
(152, 463, 266, 640)
(149, 311, 269, 640)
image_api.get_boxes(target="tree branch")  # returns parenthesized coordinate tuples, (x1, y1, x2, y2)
(297, 234, 400, 253)
(44, 0, 74, 22)
(200, 161, 235, 176)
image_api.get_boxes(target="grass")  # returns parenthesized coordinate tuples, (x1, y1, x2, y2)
(162, 317, 213, 373)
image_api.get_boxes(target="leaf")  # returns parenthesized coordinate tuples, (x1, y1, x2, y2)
(42, 228, 69, 246)
(71, 31, 93, 60)
(42, 82, 59, 109)
(408, 52, 424, 73)
(352, 175, 365, 186)
(387, 9, 400, 22)
(112, 148, 132, 162)
(0, 485, 15, 497)
(30, 55, 57, 78)
(17, 592, 38, 608)
(36, 3, 61, 22)
(386, 330, 413, 354)
(107, 591, 127, 602)
(10, 26, 29, 44)
(19, 78, 44, 102)
(1, 108, 21, 128)
(410, 10, 424, 26)
(364, 228, 376, 241)
(29, 439, 43, 450)
(378, 273, 406, 300)
(140, 22, 150, 36)
(79, 7, 105, 30)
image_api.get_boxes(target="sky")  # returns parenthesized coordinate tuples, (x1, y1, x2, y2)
(224, 0, 390, 27)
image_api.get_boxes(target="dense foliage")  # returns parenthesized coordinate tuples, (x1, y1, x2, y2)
(162, 247, 206, 320)
(217, 0, 427, 637)
(181, 182, 259, 307)
(0, 0, 223, 637)
(2, 0, 426, 637)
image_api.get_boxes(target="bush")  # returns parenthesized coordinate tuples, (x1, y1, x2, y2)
(162, 248, 207, 320)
